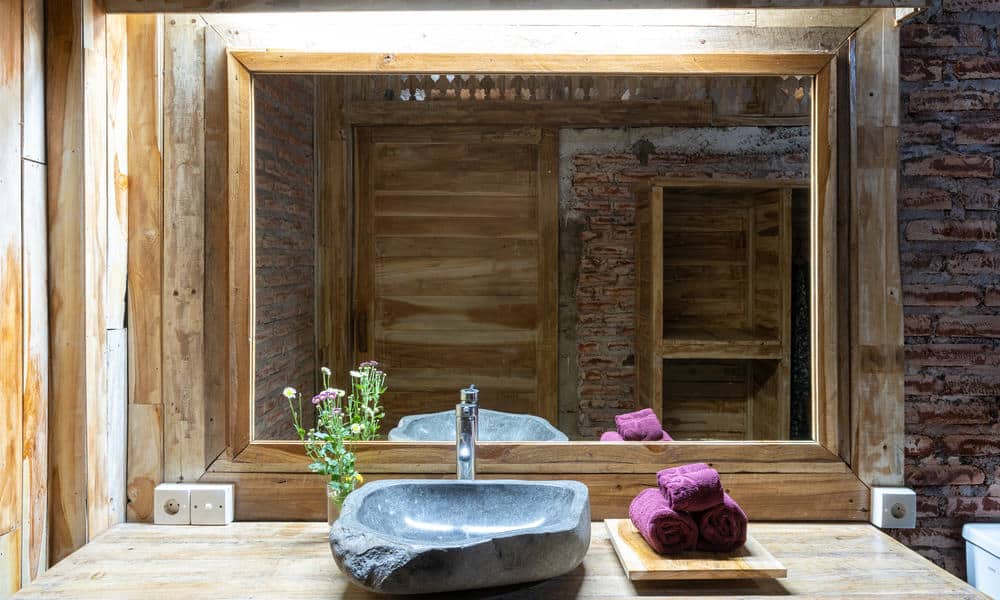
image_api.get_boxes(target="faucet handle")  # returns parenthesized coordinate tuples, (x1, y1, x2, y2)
(460, 384, 479, 405)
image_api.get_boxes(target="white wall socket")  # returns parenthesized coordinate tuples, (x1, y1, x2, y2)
(190, 484, 235, 525)
(870, 487, 916, 529)
(154, 483, 234, 525)
(154, 483, 191, 525)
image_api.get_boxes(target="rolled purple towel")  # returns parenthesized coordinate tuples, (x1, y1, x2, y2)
(628, 488, 698, 554)
(696, 493, 748, 552)
(615, 409, 663, 441)
(600, 431, 624, 441)
(657, 463, 724, 512)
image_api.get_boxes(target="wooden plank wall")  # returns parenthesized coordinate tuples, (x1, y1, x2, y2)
(0, 0, 49, 594)
(46, 0, 129, 569)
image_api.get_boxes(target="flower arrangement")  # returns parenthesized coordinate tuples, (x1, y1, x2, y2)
(284, 361, 387, 507)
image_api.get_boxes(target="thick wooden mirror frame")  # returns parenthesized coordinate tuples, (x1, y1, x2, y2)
(149, 9, 905, 521)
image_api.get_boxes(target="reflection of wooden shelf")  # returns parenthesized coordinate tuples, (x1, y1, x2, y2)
(659, 328, 783, 360)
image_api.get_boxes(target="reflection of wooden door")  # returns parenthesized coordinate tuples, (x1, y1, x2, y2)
(354, 126, 558, 429)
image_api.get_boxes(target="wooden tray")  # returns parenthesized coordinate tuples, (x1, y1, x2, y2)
(604, 519, 787, 581)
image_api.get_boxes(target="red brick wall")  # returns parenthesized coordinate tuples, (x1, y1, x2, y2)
(563, 127, 810, 438)
(254, 75, 316, 439)
(894, 2, 1000, 576)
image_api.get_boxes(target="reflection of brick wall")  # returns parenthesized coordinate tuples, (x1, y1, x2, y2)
(254, 75, 316, 439)
(892, 4, 1000, 577)
(561, 128, 810, 438)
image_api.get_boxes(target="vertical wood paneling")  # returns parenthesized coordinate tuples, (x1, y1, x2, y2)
(104, 329, 128, 527)
(20, 160, 48, 584)
(315, 77, 352, 389)
(106, 15, 129, 331)
(849, 8, 904, 487)
(1, 0, 24, 545)
(0, 529, 20, 598)
(21, 0, 44, 163)
(203, 27, 229, 464)
(162, 16, 207, 482)
(125, 14, 164, 521)
(47, 0, 89, 564)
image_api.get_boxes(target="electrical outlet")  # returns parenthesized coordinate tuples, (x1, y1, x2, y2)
(870, 487, 916, 529)
(190, 484, 235, 525)
(154, 483, 191, 525)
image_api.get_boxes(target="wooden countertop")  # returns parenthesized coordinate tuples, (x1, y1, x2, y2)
(15, 522, 982, 599)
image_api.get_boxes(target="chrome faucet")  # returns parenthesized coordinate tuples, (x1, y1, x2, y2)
(456, 384, 479, 480)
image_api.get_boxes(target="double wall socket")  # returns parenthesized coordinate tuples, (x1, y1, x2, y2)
(154, 483, 234, 525)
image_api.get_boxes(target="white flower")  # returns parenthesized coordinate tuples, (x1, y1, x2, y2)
(331, 388, 346, 398)
(350, 370, 363, 379)
(350, 423, 362, 434)
(282, 387, 297, 399)
(321, 366, 331, 376)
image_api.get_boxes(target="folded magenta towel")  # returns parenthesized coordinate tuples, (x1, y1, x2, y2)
(656, 463, 725, 512)
(600, 431, 624, 441)
(615, 408, 664, 441)
(695, 493, 748, 552)
(628, 488, 698, 554)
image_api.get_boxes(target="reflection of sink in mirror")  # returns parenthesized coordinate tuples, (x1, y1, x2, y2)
(329, 479, 590, 594)
(388, 409, 569, 442)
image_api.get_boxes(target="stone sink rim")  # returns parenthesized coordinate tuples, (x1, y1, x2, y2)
(387, 408, 570, 442)
(335, 478, 589, 548)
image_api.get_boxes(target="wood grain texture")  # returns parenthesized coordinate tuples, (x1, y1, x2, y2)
(106, 14, 129, 331)
(125, 14, 165, 523)
(46, 0, 90, 563)
(605, 520, 786, 581)
(20, 160, 48, 583)
(0, 0, 24, 542)
(314, 76, 353, 397)
(0, 529, 20, 598)
(20, 0, 43, 163)
(202, 25, 228, 468)
(848, 9, 904, 487)
(635, 187, 663, 419)
(235, 52, 833, 76)
(226, 52, 253, 456)
(162, 15, 207, 482)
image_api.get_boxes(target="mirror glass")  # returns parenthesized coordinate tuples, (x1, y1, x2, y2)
(252, 73, 814, 442)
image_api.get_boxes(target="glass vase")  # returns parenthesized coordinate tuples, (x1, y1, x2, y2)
(327, 489, 342, 526)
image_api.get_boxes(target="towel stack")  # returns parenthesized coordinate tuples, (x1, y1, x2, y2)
(628, 463, 748, 554)
(600, 408, 673, 442)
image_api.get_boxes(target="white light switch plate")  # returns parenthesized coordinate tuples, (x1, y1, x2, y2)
(154, 483, 191, 525)
(870, 487, 916, 529)
(190, 484, 235, 525)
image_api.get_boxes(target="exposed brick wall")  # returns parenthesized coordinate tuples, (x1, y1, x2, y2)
(893, 1, 1000, 576)
(560, 127, 810, 438)
(254, 75, 316, 439)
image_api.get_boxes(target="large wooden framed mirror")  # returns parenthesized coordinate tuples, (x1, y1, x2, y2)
(125, 8, 907, 522)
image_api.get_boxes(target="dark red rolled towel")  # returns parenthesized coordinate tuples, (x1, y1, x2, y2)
(628, 488, 698, 554)
(615, 408, 663, 441)
(696, 493, 748, 552)
(656, 463, 725, 512)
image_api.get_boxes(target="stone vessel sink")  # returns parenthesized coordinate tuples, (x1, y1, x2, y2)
(329, 479, 591, 594)
(387, 409, 569, 442)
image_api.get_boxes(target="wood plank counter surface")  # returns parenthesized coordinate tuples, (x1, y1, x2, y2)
(15, 522, 983, 599)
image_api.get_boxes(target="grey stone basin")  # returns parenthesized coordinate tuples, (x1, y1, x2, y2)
(387, 409, 569, 442)
(329, 479, 591, 595)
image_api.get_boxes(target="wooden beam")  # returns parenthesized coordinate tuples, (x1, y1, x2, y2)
(162, 15, 208, 483)
(104, 0, 929, 12)
(1, 0, 24, 546)
(314, 77, 353, 389)
(233, 52, 833, 76)
(848, 8, 903, 487)
(125, 14, 164, 522)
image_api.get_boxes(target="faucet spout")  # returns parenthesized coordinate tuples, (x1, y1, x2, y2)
(456, 384, 478, 480)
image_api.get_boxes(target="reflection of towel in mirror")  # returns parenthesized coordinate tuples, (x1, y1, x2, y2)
(599, 431, 625, 441)
(628, 488, 698, 554)
(695, 493, 748, 552)
(614, 408, 664, 441)
(656, 463, 724, 512)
